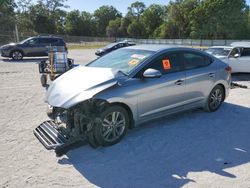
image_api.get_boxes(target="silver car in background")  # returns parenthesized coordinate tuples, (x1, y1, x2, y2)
(34, 45, 231, 154)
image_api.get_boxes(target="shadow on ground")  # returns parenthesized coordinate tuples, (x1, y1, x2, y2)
(1, 57, 47, 63)
(58, 102, 250, 187)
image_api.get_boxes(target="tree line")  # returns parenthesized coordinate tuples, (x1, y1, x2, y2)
(1, 0, 250, 39)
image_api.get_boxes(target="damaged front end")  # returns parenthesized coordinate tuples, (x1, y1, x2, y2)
(34, 99, 109, 156)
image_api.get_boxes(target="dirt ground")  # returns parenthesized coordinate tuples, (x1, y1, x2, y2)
(0, 49, 250, 188)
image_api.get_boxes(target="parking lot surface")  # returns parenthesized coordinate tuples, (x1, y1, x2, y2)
(0, 49, 250, 188)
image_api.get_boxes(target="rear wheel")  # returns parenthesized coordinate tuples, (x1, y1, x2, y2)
(205, 85, 225, 112)
(94, 105, 129, 146)
(11, 50, 23, 60)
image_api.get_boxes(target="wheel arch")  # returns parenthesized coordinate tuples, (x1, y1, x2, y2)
(10, 49, 25, 56)
(217, 83, 226, 101)
(212, 81, 228, 101)
(109, 102, 135, 129)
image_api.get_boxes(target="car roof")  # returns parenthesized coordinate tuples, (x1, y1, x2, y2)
(125, 44, 193, 52)
(35, 35, 63, 40)
(230, 41, 250, 47)
(119, 40, 135, 43)
(208, 46, 232, 49)
(115, 41, 134, 44)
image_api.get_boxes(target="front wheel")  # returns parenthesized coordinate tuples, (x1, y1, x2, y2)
(205, 85, 225, 112)
(11, 50, 23, 60)
(94, 105, 129, 146)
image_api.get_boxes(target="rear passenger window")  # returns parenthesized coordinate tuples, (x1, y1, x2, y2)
(39, 38, 58, 45)
(183, 52, 212, 70)
(39, 38, 50, 44)
(241, 48, 250, 56)
(50, 38, 58, 44)
(118, 43, 124, 48)
(57, 39, 65, 46)
(145, 52, 183, 74)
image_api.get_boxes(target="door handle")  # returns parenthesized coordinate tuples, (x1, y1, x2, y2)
(175, 80, 184, 85)
(208, 73, 215, 78)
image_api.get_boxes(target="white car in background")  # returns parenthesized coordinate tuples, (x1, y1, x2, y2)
(206, 42, 250, 73)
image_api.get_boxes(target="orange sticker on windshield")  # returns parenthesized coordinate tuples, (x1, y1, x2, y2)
(128, 59, 139, 66)
(162, 59, 171, 70)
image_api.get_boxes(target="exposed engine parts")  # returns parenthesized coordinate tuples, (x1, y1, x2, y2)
(34, 99, 110, 156)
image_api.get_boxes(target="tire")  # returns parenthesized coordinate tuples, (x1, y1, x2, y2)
(11, 50, 23, 60)
(40, 74, 47, 87)
(205, 85, 225, 112)
(93, 105, 129, 146)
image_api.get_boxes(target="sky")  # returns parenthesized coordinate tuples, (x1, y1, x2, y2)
(65, 0, 250, 15)
(65, 0, 169, 15)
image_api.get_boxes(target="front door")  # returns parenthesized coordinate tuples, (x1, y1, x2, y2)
(23, 38, 44, 56)
(136, 51, 186, 121)
(228, 47, 250, 73)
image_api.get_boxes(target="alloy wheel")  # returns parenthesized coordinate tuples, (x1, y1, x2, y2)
(101, 111, 126, 142)
(12, 51, 23, 60)
(209, 88, 223, 110)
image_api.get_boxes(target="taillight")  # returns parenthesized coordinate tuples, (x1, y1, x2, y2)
(225, 66, 232, 73)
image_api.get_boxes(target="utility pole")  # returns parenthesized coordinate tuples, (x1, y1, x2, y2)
(15, 24, 19, 42)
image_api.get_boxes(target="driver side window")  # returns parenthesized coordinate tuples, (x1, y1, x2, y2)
(229, 48, 241, 57)
(26, 38, 39, 45)
(143, 52, 183, 75)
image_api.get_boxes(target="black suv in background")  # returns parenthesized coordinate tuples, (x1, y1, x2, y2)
(0, 36, 67, 60)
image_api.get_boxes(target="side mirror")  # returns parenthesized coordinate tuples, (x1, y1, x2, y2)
(143, 68, 162, 78)
(234, 54, 240, 58)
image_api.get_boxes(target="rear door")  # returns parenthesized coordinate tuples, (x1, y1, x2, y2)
(38, 38, 59, 56)
(182, 51, 216, 106)
(137, 51, 186, 121)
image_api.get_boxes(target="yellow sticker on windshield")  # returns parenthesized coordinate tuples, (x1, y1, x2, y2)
(128, 59, 140, 66)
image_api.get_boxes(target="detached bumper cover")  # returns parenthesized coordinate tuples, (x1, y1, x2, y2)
(34, 120, 68, 149)
(34, 120, 88, 156)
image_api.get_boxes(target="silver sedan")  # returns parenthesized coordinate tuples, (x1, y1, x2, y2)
(36, 45, 231, 149)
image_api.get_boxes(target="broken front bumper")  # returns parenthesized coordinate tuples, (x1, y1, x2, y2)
(34, 100, 108, 156)
(34, 120, 88, 156)
(34, 120, 68, 149)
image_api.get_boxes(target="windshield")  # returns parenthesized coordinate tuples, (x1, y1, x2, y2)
(206, 48, 231, 56)
(88, 48, 154, 75)
(19, 37, 33, 44)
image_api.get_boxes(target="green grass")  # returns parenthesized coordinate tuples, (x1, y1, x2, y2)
(68, 44, 105, 50)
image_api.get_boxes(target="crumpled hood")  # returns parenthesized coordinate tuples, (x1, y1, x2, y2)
(46, 66, 118, 108)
